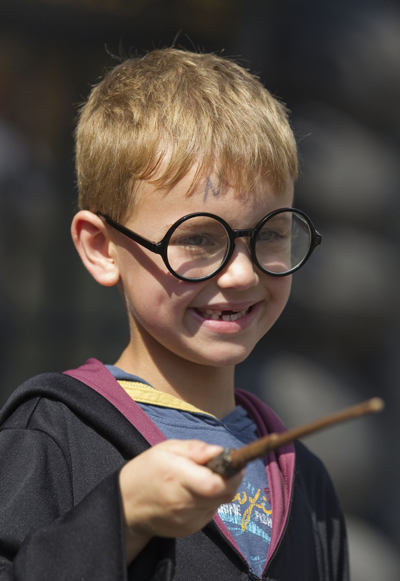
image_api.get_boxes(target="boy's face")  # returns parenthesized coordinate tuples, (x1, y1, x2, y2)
(111, 168, 293, 369)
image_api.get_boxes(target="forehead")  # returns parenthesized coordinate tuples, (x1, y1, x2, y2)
(128, 169, 294, 229)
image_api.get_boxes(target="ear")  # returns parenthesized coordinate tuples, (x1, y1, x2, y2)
(71, 210, 120, 287)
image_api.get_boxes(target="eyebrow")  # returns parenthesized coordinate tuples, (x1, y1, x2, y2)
(163, 216, 222, 230)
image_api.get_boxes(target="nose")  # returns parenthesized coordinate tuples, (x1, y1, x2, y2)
(216, 239, 259, 290)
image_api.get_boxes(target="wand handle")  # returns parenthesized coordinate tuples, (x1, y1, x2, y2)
(207, 397, 384, 477)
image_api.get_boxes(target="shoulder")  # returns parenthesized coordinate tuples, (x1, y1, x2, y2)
(0, 372, 73, 428)
(294, 440, 337, 487)
(0, 369, 151, 460)
(0, 372, 110, 466)
(293, 440, 345, 521)
(0, 372, 114, 458)
(0, 371, 101, 429)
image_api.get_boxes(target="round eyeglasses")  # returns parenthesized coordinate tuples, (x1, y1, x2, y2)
(99, 208, 321, 282)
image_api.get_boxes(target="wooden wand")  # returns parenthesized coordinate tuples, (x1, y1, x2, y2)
(206, 397, 385, 477)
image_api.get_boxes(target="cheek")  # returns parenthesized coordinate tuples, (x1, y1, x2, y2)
(280, 275, 292, 304)
(267, 275, 292, 311)
(123, 267, 200, 328)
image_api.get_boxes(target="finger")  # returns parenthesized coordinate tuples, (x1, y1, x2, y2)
(152, 440, 244, 499)
(177, 458, 244, 500)
(156, 439, 224, 464)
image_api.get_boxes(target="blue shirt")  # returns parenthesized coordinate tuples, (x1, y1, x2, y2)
(106, 365, 272, 579)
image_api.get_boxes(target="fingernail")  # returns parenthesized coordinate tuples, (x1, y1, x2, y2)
(208, 445, 223, 453)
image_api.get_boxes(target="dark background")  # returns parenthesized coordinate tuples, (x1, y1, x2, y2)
(1, 0, 400, 578)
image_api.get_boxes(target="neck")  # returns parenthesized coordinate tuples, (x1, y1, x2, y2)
(115, 334, 236, 419)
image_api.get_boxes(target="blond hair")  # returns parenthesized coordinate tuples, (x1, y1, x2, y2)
(75, 48, 298, 222)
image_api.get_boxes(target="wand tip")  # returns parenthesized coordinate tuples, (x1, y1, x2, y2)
(368, 397, 385, 413)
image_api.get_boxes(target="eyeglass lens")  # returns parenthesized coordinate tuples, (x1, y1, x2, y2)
(255, 212, 311, 274)
(167, 216, 229, 279)
(166, 211, 312, 280)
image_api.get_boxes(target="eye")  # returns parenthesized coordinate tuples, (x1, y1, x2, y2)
(177, 234, 214, 247)
(168, 216, 229, 258)
(257, 228, 289, 243)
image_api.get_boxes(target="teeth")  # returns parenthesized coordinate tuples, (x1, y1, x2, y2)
(197, 307, 251, 321)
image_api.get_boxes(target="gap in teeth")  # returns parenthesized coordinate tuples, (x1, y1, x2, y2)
(198, 307, 251, 321)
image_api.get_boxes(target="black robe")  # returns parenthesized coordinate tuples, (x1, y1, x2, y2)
(0, 364, 349, 580)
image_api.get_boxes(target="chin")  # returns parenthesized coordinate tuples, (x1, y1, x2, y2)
(188, 344, 254, 368)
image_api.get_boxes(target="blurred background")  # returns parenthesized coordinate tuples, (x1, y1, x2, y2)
(0, 0, 399, 578)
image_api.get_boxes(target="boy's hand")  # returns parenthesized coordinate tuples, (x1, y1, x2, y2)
(119, 439, 244, 564)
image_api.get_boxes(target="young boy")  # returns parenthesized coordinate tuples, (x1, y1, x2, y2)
(0, 49, 348, 580)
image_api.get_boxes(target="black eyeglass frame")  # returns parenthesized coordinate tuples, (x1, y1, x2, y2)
(98, 208, 322, 282)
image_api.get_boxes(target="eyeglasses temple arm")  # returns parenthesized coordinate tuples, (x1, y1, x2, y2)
(98, 213, 162, 254)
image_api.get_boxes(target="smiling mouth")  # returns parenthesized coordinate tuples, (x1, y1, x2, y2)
(195, 306, 252, 321)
